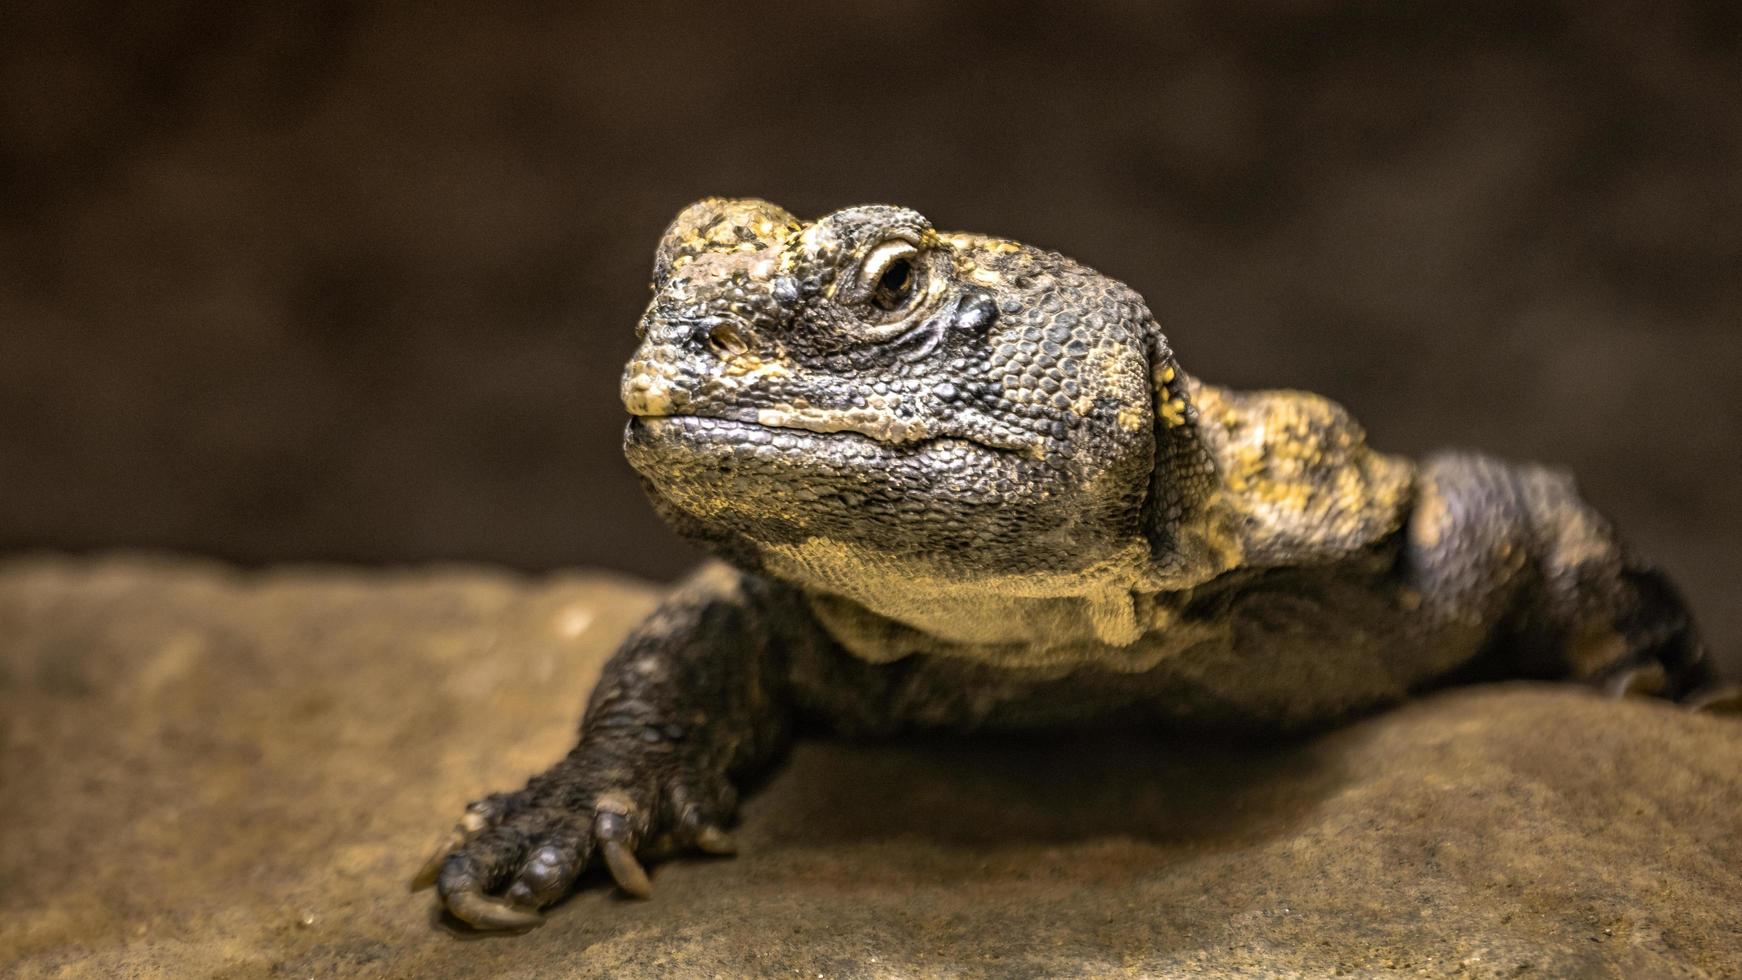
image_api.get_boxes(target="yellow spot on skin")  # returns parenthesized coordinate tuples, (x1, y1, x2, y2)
(1160, 365, 1176, 385)
(1191, 379, 1415, 564)
(644, 388, 671, 414)
(722, 354, 791, 380)
(624, 379, 673, 416)
(1160, 397, 1187, 428)
(1116, 404, 1147, 430)
(970, 267, 1001, 286)
(757, 406, 932, 444)
(1411, 486, 1448, 550)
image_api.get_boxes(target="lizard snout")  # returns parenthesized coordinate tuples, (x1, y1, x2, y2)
(622, 310, 785, 419)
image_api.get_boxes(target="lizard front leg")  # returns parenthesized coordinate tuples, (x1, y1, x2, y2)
(413, 564, 809, 929)
(1407, 451, 1733, 708)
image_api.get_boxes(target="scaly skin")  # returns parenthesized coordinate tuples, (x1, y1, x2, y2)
(417, 199, 1736, 929)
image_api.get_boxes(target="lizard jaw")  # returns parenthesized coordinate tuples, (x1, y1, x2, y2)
(626, 409, 1036, 456)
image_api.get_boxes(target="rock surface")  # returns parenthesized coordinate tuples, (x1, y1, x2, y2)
(1, 555, 1739, 978)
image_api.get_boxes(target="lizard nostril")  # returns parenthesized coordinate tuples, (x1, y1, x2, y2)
(702, 319, 750, 359)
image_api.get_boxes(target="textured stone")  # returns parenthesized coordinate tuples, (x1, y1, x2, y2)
(1, 555, 1738, 977)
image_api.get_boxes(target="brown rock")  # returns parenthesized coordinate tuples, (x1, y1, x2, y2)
(1, 555, 1738, 977)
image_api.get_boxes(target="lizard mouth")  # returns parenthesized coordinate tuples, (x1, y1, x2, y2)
(626, 410, 1035, 456)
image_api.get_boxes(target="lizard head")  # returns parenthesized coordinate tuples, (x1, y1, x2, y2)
(623, 198, 1219, 596)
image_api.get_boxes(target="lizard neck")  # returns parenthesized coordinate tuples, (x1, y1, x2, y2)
(1143, 363, 1247, 581)
(796, 569, 1227, 672)
(754, 532, 1238, 672)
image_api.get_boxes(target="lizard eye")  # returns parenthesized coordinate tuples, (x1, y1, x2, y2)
(861, 239, 922, 313)
(875, 260, 913, 307)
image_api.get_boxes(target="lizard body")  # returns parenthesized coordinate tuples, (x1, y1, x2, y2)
(418, 199, 1732, 928)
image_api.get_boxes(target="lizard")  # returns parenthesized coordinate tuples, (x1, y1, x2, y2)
(414, 198, 1737, 929)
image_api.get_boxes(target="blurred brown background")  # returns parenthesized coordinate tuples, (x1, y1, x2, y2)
(2, 1, 1739, 669)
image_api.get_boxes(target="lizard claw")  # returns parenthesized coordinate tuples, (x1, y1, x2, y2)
(1686, 685, 1742, 715)
(444, 886, 545, 930)
(592, 795, 655, 898)
(601, 838, 653, 898)
(1605, 663, 1667, 699)
(410, 827, 465, 891)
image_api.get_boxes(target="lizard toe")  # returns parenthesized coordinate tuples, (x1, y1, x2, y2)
(436, 844, 544, 930)
(503, 831, 592, 908)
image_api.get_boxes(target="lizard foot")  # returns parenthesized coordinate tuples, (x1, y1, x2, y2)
(1604, 663, 1742, 716)
(411, 738, 739, 930)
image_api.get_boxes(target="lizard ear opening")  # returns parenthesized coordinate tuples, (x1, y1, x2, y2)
(1138, 324, 1228, 583)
